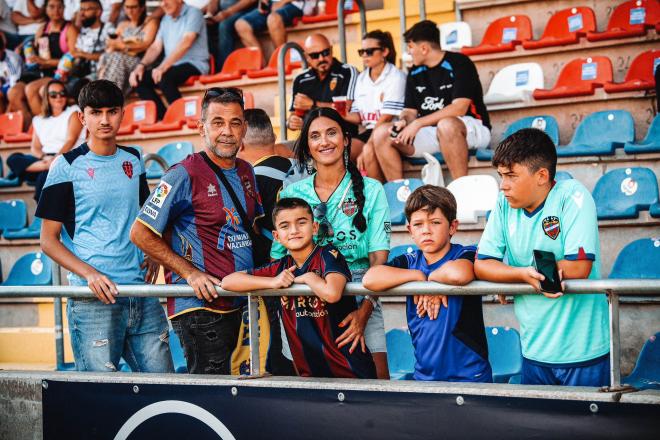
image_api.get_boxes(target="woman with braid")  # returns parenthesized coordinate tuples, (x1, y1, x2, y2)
(271, 107, 392, 378)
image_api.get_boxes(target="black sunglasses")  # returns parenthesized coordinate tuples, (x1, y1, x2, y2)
(48, 91, 66, 98)
(357, 47, 383, 57)
(313, 202, 334, 240)
(204, 87, 243, 101)
(307, 48, 331, 60)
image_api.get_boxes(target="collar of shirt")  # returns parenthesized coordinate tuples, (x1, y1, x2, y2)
(368, 62, 394, 86)
(169, 3, 190, 22)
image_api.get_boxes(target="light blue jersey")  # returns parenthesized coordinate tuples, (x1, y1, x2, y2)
(477, 179, 610, 365)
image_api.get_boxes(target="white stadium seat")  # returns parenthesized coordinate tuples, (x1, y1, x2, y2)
(438, 22, 472, 51)
(483, 62, 544, 105)
(447, 175, 499, 224)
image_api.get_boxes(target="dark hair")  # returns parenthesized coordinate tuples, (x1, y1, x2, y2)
(294, 107, 367, 233)
(363, 30, 396, 65)
(201, 87, 244, 121)
(77, 79, 124, 110)
(493, 128, 557, 180)
(0, 32, 5, 51)
(42, 79, 68, 117)
(123, 0, 147, 26)
(80, 0, 102, 6)
(403, 20, 441, 48)
(272, 197, 313, 226)
(244, 108, 275, 145)
(404, 185, 457, 223)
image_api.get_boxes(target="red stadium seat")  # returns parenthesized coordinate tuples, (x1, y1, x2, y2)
(522, 6, 596, 49)
(140, 96, 202, 133)
(183, 55, 216, 87)
(301, 0, 358, 24)
(604, 49, 659, 93)
(461, 15, 532, 56)
(4, 125, 33, 143)
(0, 112, 24, 139)
(587, 0, 660, 42)
(533, 56, 612, 100)
(185, 92, 255, 129)
(246, 44, 303, 79)
(199, 47, 263, 84)
(118, 101, 157, 135)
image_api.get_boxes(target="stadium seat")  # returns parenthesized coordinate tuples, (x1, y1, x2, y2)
(0, 112, 24, 139)
(4, 125, 33, 143)
(199, 47, 263, 84)
(139, 96, 202, 133)
(384, 178, 424, 225)
(247, 44, 303, 79)
(446, 175, 499, 224)
(533, 56, 612, 100)
(625, 114, 660, 154)
(587, 0, 660, 42)
(0, 156, 20, 187)
(169, 329, 188, 373)
(405, 150, 477, 166)
(461, 15, 532, 55)
(593, 167, 659, 219)
(1, 252, 52, 286)
(183, 55, 216, 86)
(610, 238, 660, 279)
(483, 63, 543, 105)
(557, 110, 634, 157)
(118, 101, 158, 135)
(555, 171, 574, 181)
(0, 199, 27, 233)
(145, 141, 194, 179)
(486, 326, 523, 384)
(386, 328, 415, 380)
(651, 202, 660, 218)
(604, 49, 659, 93)
(388, 244, 419, 261)
(522, 6, 596, 49)
(3, 216, 41, 240)
(623, 332, 660, 390)
(438, 21, 472, 51)
(301, 0, 359, 24)
(476, 115, 559, 161)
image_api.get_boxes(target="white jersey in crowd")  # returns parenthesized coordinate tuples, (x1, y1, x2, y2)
(350, 62, 406, 130)
(33, 105, 87, 155)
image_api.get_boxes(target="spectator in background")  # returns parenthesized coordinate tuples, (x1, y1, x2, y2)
(98, 0, 158, 96)
(344, 30, 405, 181)
(286, 34, 358, 134)
(0, 0, 21, 49)
(0, 31, 23, 113)
(63, 0, 121, 25)
(129, 0, 209, 119)
(11, 0, 45, 46)
(7, 79, 85, 200)
(206, 0, 255, 72)
(234, 0, 303, 66)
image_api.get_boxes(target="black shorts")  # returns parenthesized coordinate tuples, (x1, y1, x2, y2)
(354, 129, 373, 144)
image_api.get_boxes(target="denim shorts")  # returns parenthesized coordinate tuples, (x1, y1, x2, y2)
(240, 3, 303, 32)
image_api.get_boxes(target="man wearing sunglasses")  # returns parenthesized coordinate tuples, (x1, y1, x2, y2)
(286, 34, 358, 133)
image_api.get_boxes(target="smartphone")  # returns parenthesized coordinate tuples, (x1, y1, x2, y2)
(532, 250, 562, 293)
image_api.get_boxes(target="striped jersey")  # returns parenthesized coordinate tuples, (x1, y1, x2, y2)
(350, 62, 406, 129)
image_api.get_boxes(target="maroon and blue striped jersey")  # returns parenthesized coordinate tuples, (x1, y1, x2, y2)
(251, 245, 376, 379)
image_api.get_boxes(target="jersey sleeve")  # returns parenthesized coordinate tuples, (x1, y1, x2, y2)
(476, 193, 506, 261)
(384, 254, 410, 269)
(451, 56, 480, 104)
(456, 245, 477, 263)
(340, 65, 359, 101)
(561, 183, 598, 262)
(381, 69, 406, 116)
(321, 246, 352, 281)
(364, 180, 391, 253)
(35, 156, 74, 226)
(248, 259, 283, 277)
(403, 74, 416, 110)
(136, 165, 190, 237)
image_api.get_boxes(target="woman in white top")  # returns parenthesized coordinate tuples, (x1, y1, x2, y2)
(345, 30, 406, 182)
(6, 79, 85, 200)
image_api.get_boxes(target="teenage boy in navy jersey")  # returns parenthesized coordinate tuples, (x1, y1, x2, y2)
(363, 185, 492, 382)
(222, 197, 377, 379)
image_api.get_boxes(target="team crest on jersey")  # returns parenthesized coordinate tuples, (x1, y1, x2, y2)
(241, 176, 256, 199)
(122, 161, 133, 179)
(379, 92, 384, 102)
(542, 216, 561, 240)
(330, 77, 338, 91)
(87, 168, 94, 179)
(342, 197, 357, 216)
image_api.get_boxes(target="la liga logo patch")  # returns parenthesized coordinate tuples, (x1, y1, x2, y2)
(542, 216, 560, 240)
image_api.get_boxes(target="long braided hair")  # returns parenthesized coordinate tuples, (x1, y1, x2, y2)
(294, 107, 367, 233)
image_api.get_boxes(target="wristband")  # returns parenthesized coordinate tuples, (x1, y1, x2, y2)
(363, 295, 378, 308)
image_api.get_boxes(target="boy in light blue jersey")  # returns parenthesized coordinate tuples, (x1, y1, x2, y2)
(474, 128, 609, 387)
(36, 80, 173, 373)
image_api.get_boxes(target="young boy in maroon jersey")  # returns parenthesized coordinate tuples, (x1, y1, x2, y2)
(222, 197, 377, 379)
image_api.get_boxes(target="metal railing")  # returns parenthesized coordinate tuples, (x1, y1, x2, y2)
(398, 0, 428, 68)
(1, 279, 659, 390)
(338, 0, 367, 64)
(277, 42, 308, 142)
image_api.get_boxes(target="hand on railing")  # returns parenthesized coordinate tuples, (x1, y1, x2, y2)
(84, 270, 118, 304)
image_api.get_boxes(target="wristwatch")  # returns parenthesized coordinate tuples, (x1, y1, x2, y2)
(364, 295, 378, 308)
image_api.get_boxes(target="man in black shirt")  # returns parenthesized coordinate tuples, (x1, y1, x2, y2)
(286, 34, 358, 133)
(372, 20, 491, 181)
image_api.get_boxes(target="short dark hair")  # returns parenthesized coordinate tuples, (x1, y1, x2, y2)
(77, 79, 123, 110)
(403, 20, 440, 48)
(80, 0, 102, 6)
(493, 128, 557, 180)
(404, 185, 457, 223)
(244, 108, 275, 145)
(272, 197, 313, 226)
(202, 87, 244, 121)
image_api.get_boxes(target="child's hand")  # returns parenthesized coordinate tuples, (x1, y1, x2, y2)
(271, 267, 296, 289)
(293, 272, 312, 284)
(416, 295, 447, 320)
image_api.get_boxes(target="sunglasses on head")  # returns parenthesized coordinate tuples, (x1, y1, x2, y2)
(203, 86, 244, 103)
(313, 202, 334, 240)
(357, 47, 383, 57)
(48, 91, 66, 98)
(307, 48, 331, 60)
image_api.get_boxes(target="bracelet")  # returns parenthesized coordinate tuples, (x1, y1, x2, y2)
(363, 295, 378, 308)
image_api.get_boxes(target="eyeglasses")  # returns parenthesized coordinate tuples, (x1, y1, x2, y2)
(48, 91, 66, 98)
(357, 47, 383, 57)
(313, 202, 334, 241)
(307, 48, 331, 60)
(204, 87, 243, 100)
(124, 4, 141, 9)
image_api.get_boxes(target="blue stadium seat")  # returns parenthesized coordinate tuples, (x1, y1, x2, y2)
(384, 179, 424, 225)
(476, 115, 559, 161)
(555, 171, 573, 181)
(557, 110, 634, 157)
(0, 199, 27, 234)
(593, 167, 659, 219)
(486, 326, 523, 383)
(389, 244, 419, 261)
(609, 238, 660, 279)
(3, 216, 41, 240)
(651, 203, 660, 218)
(0, 156, 20, 188)
(405, 150, 477, 166)
(386, 328, 415, 380)
(1, 252, 52, 285)
(624, 114, 660, 154)
(623, 332, 660, 390)
(145, 141, 194, 179)
(169, 329, 188, 373)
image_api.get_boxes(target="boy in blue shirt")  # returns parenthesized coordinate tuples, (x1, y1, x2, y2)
(474, 128, 609, 387)
(363, 186, 492, 382)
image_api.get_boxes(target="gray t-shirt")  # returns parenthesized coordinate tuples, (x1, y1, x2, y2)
(156, 4, 209, 75)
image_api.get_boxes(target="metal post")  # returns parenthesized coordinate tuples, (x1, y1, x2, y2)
(277, 41, 307, 142)
(247, 294, 261, 376)
(52, 263, 65, 370)
(338, 0, 367, 64)
(399, 0, 407, 66)
(609, 292, 621, 389)
(419, 0, 426, 21)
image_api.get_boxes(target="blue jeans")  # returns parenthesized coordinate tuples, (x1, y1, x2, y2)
(215, 11, 250, 71)
(67, 296, 174, 373)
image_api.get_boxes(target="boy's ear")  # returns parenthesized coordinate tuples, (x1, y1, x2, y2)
(406, 224, 412, 235)
(536, 167, 551, 186)
(448, 219, 459, 236)
(312, 221, 319, 235)
(272, 229, 281, 243)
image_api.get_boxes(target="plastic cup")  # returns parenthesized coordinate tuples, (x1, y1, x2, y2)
(332, 96, 347, 116)
(294, 108, 307, 118)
